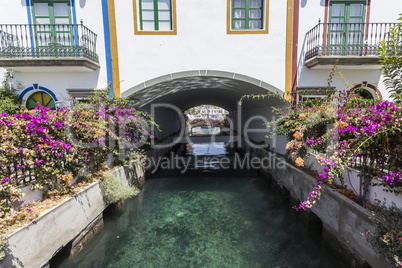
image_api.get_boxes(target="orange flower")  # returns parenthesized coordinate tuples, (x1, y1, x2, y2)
(295, 157, 304, 167)
(334, 121, 348, 130)
(299, 113, 306, 120)
(286, 141, 295, 150)
(284, 122, 290, 127)
(293, 131, 303, 141)
(291, 152, 296, 158)
(295, 141, 302, 149)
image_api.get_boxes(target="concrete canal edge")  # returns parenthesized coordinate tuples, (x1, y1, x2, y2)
(249, 147, 390, 268)
(0, 165, 145, 268)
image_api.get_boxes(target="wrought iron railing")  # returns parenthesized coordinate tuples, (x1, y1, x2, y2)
(0, 23, 98, 62)
(305, 22, 396, 60)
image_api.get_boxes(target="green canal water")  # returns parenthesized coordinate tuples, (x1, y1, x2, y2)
(55, 143, 344, 268)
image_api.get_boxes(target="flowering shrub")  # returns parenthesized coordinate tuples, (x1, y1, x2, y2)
(275, 89, 402, 210)
(0, 90, 155, 218)
(366, 202, 402, 267)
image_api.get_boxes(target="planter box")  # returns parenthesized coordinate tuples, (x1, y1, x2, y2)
(304, 153, 402, 208)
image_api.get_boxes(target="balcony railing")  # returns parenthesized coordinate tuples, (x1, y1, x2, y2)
(305, 22, 396, 61)
(0, 24, 98, 62)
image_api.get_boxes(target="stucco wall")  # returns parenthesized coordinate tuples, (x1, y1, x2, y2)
(115, 0, 288, 95)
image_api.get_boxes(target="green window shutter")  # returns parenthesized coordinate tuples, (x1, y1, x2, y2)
(232, 0, 263, 30)
(139, 0, 172, 31)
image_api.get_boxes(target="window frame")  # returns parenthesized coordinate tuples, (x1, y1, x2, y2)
(328, 1, 366, 51)
(227, 0, 269, 34)
(133, 0, 177, 35)
(26, 91, 56, 110)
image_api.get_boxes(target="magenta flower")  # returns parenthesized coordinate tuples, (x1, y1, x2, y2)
(34, 160, 43, 166)
(18, 147, 23, 153)
(2, 177, 9, 184)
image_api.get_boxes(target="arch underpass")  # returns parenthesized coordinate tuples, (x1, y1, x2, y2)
(122, 70, 289, 152)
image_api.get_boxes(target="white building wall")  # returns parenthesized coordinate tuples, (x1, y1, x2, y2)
(296, 0, 401, 101)
(0, 1, 108, 107)
(114, 0, 288, 95)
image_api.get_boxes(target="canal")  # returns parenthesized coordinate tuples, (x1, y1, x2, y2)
(54, 143, 344, 267)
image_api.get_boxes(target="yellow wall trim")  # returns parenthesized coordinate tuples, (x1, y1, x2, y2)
(285, 0, 294, 101)
(227, 0, 269, 34)
(108, 0, 120, 97)
(133, 0, 177, 35)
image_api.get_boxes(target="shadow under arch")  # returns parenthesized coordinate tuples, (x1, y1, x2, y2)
(122, 70, 285, 112)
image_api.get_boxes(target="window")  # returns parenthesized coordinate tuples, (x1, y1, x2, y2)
(328, 1, 366, 54)
(356, 89, 374, 99)
(133, 0, 177, 35)
(26, 91, 56, 110)
(227, 0, 269, 34)
(31, 0, 73, 47)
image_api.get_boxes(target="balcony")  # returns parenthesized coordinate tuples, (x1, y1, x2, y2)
(0, 24, 99, 71)
(304, 22, 396, 69)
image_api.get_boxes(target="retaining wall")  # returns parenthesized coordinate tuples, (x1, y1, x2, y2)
(0, 166, 145, 268)
(249, 147, 391, 268)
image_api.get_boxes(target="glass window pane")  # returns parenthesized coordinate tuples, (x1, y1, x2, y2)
(349, 18, 363, 30)
(34, 3, 49, 17)
(249, 10, 261, 19)
(249, 0, 262, 8)
(158, 0, 170, 10)
(56, 35, 71, 46)
(142, 10, 155, 20)
(249, 20, 261, 29)
(350, 4, 363, 17)
(331, 4, 345, 17)
(348, 32, 362, 44)
(330, 33, 344, 44)
(54, 3, 69, 17)
(55, 18, 70, 25)
(142, 21, 155, 31)
(159, 21, 171, 31)
(55, 24, 70, 32)
(331, 18, 344, 24)
(158, 10, 171, 20)
(141, 0, 154, 10)
(233, 0, 245, 8)
(36, 18, 51, 26)
(233, 20, 245, 29)
(330, 22, 344, 31)
(233, 9, 245, 19)
(37, 33, 51, 46)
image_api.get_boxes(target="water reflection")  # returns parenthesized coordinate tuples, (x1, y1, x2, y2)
(54, 143, 344, 268)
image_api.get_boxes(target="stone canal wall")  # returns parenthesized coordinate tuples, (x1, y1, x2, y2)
(248, 147, 390, 268)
